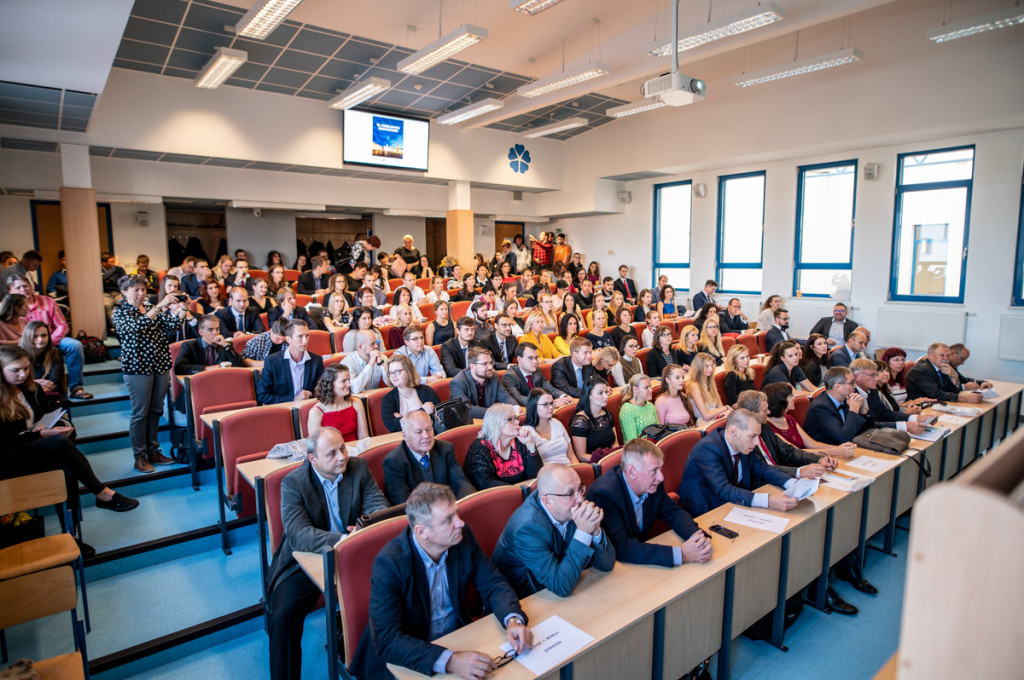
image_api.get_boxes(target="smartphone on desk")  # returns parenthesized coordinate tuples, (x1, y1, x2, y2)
(708, 524, 738, 540)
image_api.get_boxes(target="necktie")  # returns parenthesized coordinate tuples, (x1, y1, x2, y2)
(205, 345, 216, 365)
(463, 346, 468, 367)
(575, 366, 583, 390)
(501, 341, 507, 364)
(838, 404, 847, 424)
(526, 374, 534, 390)
(236, 312, 243, 332)
(420, 456, 430, 469)
(758, 437, 776, 465)
(732, 454, 740, 482)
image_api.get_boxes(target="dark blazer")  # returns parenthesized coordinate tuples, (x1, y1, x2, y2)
(678, 428, 794, 517)
(906, 360, 962, 402)
(492, 491, 616, 597)
(645, 347, 687, 379)
(266, 458, 388, 592)
(440, 338, 471, 378)
(613, 277, 638, 301)
(829, 344, 858, 368)
(296, 270, 329, 295)
(756, 426, 821, 477)
(380, 385, 441, 433)
(809, 316, 858, 342)
(382, 440, 476, 504)
(352, 526, 525, 680)
(864, 388, 909, 427)
(551, 356, 595, 399)
(476, 332, 518, 370)
(718, 311, 749, 333)
(449, 369, 516, 419)
(692, 290, 714, 310)
(214, 306, 265, 336)
(765, 326, 790, 353)
(173, 338, 244, 376)
(501, 365, 566, 406)
(256, 350, 324, 404)
(266, 305, 314, 330)
(802, 391, 869, 445)
(587, 466, 699, 568)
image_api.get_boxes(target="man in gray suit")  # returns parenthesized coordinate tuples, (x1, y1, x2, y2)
(449, 347, 518, 418)
(265, 427, 389, 680)
(493, 464, 615, 597)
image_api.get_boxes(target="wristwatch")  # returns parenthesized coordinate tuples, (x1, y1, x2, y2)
(507, 615, 525, 627)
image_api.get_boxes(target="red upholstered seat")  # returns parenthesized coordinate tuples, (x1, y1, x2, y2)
(599, 450, 623, 476)
(539, 361, 553, 381)
(260, 312, 269, 331)
(737, 335, 759, 357)
(571, 463, 597, 486)
(791, 395, 811, 427)
(457, 486, 525, 557)
(722, 337, 736, 352)
(249, 269, 268, 280)
(606, 392, 624, 442)
(307, 330, 332, 356)
(323, 354, 344, 369)
(295, 294, 313, 307)
(432, 378, 451, 402)
(436, 424, 482, 466)
(714, 372, 728, 405)
(415, 278, 430, 291)
(553, 404, 576, 433)
(331, 329, 347, 353)
(752, 363, 766, 390)
(636, 348, 652, 376)
(283, 269, 300, 282)
(217, 407, 295, 517)
(231, 334, 252, 355)
(169, 341, 185, 403)
(659, 430, 701, 497)
(388, 278, 404, 291)
(365, 389, 390, 437)
(450, 301, 471, 320)
(418, 302, 435, 322)
(296, 400, 316, 438)
(755, 331, 768, 354)
(705, 419, 726, 434)
(265, 462, 302, 553)
(335, 516, 408, 665)
(358, 441, 396, 491)
(186, 368, 258, 455)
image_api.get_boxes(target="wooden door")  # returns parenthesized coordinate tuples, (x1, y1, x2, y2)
(425, 218, 447, 266)
(494, 222, 524, 254)
(31, 200, 111, 287)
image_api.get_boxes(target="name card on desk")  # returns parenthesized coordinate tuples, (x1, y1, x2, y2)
(724, 507, 790, 534)
(936, 414, 970, 427)
(821, 470, 872, 492)
(500, 615, 594, 675)
(846, 455, 901, 474)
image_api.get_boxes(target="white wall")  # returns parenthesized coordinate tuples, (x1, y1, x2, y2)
(372, 215, 426, 256)
(0, 196, 35, 256)
(225, 208, 297, 269)
(109, 201, 167, 270)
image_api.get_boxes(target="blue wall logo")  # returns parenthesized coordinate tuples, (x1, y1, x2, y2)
(508, 144, 531, 174)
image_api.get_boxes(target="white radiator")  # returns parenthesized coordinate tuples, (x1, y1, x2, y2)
(876, 308, 967, 352)
(997, 315, 1024, 361)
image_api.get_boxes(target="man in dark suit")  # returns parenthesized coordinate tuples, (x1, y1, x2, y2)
(296, 256, 330, 295)
(802, 367, 871, 445)
(223, 258, 252, 291)
(809, 302, 858, 347)
(691, 279, 718, 311)
(501, 342, 571, 407)
(215, 286, 265, 337)
(850, 358, 928, 435)
(612, 264, 638, 305)
(352, 483, 532, 680)
(172, 315, 246, 409)
(718, 298, 750, 333)
(828, 330, 867, 368)
(493, 464, 615, 597)
(256, 320, 325, 404)
(948, 343, 993, 392)
(765, 308, 791, 353)
(551, 337, 595, 399)
(733, 390, 838, 477)
(474, 313, 518, 370)
(382, 410, 476, 504)
(266, 427, 389, 680)
(449, 348, 517, 419)
(266, 288, 315, 329)
(905, 342, 983, 403)
(440, 317, 476, 378)
(678, 410, 799, 517)
(587, 438, 712, 567)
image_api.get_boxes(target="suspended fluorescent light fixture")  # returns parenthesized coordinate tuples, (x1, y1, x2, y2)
(518, 62, 611, 98)
(523, 117, 587, 138)
(398, 24, 488, 75)
(235, 0, 304, 40)
(194, 47, 248, 89)
(927, 5, 1024, 43)
(511, 0, 567, 15)
(649, 3, 785, 57)
(733, 47, 861, 87)
(606, 99, 667, 118)
(327, 77, 391, 109)
(383, 209, 448, 218)
(436, 98, 505, 125)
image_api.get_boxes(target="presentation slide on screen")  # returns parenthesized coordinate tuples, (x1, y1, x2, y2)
(343, 110, 429, 171)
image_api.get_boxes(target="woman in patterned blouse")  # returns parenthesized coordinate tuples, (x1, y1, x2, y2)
(112, 275, 186, 474)
(464, 403, 542, 489)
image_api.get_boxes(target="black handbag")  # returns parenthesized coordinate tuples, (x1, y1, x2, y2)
(433, 398, 472, 431)
(642, 423, 686, 443)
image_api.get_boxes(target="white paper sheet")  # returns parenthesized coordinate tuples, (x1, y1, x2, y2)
(912, 425, 951, 442)
(723, 507, 790, 534)
(846, 455, 902, 474)
(933, 404, 982, 418)
(499, 615, 594, 675)
(37, 408, 66, 431)
(784, 477, 819, 501)
(821, 469, 873, 491)
(980, 388, 999, 399)
(936, 414, 969, 427)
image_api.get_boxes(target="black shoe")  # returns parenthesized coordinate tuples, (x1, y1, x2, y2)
(825, 587, 858, 616)
(95, 492, 140, 512)
(74, 537, 96, 559)
(836, 567, 878, 594)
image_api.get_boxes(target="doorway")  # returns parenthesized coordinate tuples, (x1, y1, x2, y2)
(31, 200, 112, 287)
(425, 218, 447, 266)
(494, 222, 524, 254)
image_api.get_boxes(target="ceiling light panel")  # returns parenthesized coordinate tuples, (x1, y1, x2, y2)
(927, 5, 1024, 42)
(436, 98, 505, 125)
(649, 3, 785, 57)
(327, 77, 392, 109)
(236, 0, 304, 40)
(518, 63, 611, 98)
(398, 25, 488, 75)
(733, 47, 862, 87)
(511, 0, 567, 15)
(606, 99, 667, 118)
(194, 48, 248, 89)
(523, 117, 587, 138)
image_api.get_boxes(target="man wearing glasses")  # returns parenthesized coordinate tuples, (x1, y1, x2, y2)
(493, 464, 615, 597)
(501, 342, 572, 407)
(449, 347, 517, 419)
(802, 367, 872, 445)
(809, 302, 858, 347)
(392, 324, 446, 384)
(476, 313, 518, 371)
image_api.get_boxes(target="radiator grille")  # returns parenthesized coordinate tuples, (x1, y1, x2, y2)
(997, 315, 1024, 361)
(876, 308, 967, 352)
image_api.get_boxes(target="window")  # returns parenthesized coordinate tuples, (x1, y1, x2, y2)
(794, 161, 857, 297)
(652, 180, 692, 292)
(716, 171, 765, 294)
(1014, 165, 1024, 306)
(890, 146, 974, 303)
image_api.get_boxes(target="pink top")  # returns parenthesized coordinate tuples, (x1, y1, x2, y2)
(769, 414, 805, 448)
(25, 294, 69, 343)
(655, 394, 691, 427)
(0, 319, 26, 343)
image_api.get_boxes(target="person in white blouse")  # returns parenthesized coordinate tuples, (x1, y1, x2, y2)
(521, 387, 577, 465)
(423, 276, 450, 305)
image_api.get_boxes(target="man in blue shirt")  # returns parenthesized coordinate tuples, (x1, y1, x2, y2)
(46, 250, 68, 301)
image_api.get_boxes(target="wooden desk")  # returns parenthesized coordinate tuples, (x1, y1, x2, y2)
(294, 550, 325, 592)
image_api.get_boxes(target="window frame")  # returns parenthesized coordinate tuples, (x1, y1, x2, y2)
(1012, 164, 1024, 306)
(651, 179, 693, 290)
(716, 170, 766, 295)
(793, 159, 858, 298)
(889, 144, 975, 304)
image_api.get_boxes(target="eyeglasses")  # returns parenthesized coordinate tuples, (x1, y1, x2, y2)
(537, 400, 554, 408)
(387, 368, 406, 377)
(503, 415, 520, 424)
(473, 361, 494, 367)
(546, 484, 586, 498)
(493, 650, 518, 668)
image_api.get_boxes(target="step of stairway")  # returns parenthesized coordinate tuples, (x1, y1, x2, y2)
(69, 382, 131, 414)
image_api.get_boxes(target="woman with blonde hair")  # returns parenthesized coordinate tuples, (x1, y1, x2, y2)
(585, 308, 614, 350)
(655, 364, 692, 428)
(722, 344, 755, 406)
(386, 304, 414, 349)
(619, 373, 659, 442)
(677, 325, 701, 366)
(607, 290, 626, 320)
(592, 346, 621, 385)
(698, 318, 725, 366)
(535, 293, 560, 335)
(307, 363, 368, 441)
(464, 402, 541, 488)
(520, 311, 559, 360)
(685, 352, 731, 423)
(212, 254, 234, 282)
(321, 293, 351, 333)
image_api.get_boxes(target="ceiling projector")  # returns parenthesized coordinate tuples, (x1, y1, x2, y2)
(642, 72, 706, 107)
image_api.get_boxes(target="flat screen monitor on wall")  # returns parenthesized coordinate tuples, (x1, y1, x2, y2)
(342, 109, 429, 172)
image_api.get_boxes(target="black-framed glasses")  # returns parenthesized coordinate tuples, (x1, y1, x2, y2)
(545, 484, 586, 498)
(493, 649, 518, 668)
